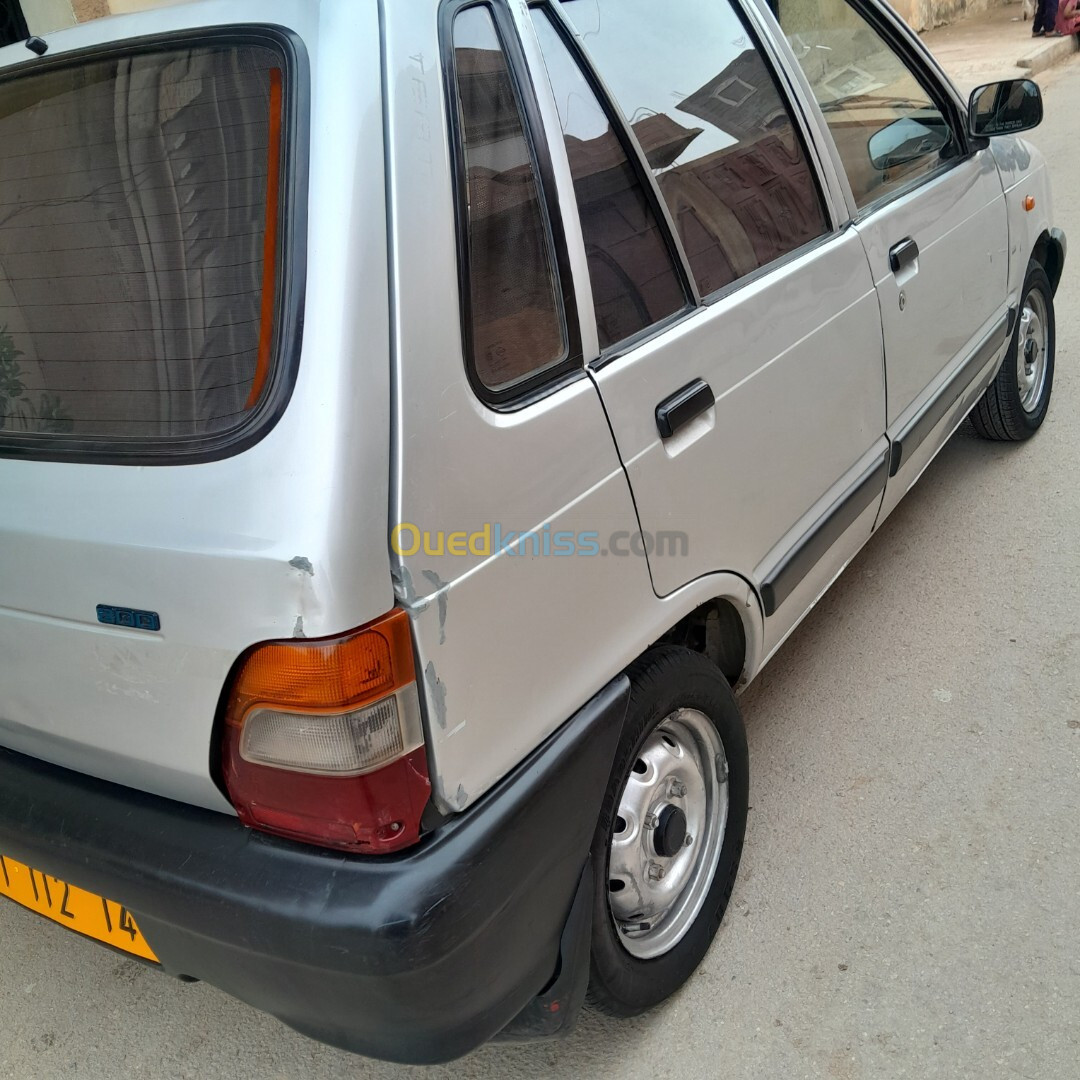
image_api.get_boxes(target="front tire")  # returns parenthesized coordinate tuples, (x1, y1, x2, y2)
(971, 260, 1055, 441)
(587, 646, 749, 1017)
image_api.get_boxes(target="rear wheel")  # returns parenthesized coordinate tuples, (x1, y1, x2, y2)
(587, 646, 748, 1016)
(971, 260, 1055, 441)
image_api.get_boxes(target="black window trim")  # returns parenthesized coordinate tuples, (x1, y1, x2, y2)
(0, 24, 310, 467)
(440, 0, 584, 412)
(543, 0, 836, 361)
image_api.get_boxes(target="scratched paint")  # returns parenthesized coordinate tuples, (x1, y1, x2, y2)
(391, 564, 431, 614)
(424, 661, 448, 729)
(421, 569, 449, 644)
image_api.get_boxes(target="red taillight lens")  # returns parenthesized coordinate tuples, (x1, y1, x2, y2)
(220, 609, 431, 854)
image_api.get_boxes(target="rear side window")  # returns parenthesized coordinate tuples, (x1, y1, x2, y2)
(558, 0, 830, 299)
(0, 37, 292, 459)
(450, 5, 569, 398)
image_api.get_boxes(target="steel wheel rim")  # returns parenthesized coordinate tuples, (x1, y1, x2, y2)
(1017, 288, 1049, 414)
(607, 708, 729, 960)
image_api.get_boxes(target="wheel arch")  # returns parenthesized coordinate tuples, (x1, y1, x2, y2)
(1033, 228, 1066, 295)
(648, 573, 765, 691)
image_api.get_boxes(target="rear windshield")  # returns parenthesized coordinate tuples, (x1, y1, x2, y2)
(0, 38, 290, 459)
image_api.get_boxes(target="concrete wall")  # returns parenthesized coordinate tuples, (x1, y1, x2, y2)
(890, 0, 1008, 32)
(71, 0, 108, 19)
(783, 0, 1011, 33)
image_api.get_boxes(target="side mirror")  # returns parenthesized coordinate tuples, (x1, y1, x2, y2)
(867, 114, 950, 172)
(968, 78, 1043, 138)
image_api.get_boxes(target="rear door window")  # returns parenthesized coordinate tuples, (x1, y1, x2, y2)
(0, 36, 294, 459)
(557, 0, 830, 300)
(530, 8, 690, 352)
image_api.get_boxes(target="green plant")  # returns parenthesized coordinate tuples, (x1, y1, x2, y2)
(0, 324, 73, 435)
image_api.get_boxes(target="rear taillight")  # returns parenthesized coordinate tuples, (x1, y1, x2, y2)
(220, 609, 431, 854)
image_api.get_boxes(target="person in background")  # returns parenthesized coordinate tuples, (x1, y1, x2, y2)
(1056, 0, 1080, 34)
(1033, 0, 1061, 35)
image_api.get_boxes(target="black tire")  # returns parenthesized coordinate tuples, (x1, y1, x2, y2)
(970, 260, 1055, 441)
(587, 646, 749, 1017)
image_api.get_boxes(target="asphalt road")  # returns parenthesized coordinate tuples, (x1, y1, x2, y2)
(4, 55, 1080, 1080)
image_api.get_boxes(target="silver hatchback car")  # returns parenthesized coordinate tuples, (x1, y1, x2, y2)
(0, 0, 1064, 1064)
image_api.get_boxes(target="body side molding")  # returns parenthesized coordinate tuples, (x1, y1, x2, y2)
(889, 313, 1009, 476)
(759, 447, 890, 618)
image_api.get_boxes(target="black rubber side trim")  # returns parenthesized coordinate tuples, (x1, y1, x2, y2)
(759, 448, 889, 618)
(889, 312, 1009, 477)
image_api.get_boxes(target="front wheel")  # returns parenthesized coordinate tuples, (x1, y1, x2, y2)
(971, 259, 1055, 441)
(587, 646, 749, 1016)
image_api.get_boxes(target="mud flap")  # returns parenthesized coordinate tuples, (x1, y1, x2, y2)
(495, 861, 594, 1041)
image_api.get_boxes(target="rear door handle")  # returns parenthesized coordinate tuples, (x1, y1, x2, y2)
(656, 378, 714, 438)
(889, 237, 919, 274)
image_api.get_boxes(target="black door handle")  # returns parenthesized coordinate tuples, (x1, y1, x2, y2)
(656, 378, 714, 438)
(889, 237, 919, 274)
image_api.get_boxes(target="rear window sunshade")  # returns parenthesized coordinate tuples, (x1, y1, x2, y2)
(0, 30, 302, 462)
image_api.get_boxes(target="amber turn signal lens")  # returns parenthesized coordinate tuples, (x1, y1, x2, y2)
(1024, 196, 1036, 212)
(226, 608, 415, 725)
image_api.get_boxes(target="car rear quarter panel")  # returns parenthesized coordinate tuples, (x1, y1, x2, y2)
(381, 0, 664, 814)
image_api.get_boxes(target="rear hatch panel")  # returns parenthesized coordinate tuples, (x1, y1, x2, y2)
(0, 0, 393, 811)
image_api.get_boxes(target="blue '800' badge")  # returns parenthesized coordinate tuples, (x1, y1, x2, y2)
(96, 605, 161, 633)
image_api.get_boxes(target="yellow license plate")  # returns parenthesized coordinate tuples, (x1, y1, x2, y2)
(0, 854, 158, 962)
